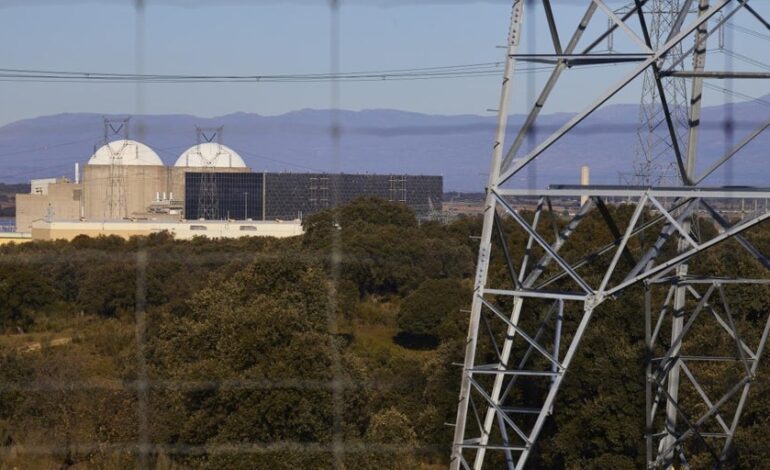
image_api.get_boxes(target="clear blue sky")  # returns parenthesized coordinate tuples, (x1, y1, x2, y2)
(0, 0, 766, 126)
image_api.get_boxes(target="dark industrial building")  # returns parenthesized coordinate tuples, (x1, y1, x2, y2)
(185, 172, 443, 220)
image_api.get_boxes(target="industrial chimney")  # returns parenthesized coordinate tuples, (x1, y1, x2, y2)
(580, 165, 590, 207)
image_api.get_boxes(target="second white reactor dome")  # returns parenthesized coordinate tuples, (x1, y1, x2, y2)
(174, 142, 247, 169)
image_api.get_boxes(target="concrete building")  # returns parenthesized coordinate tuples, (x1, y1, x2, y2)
(30, 219, 303, 241)
(0, 232, 31, 245)
(14, 134, 442, 241)
(17, 140, 253, 230)
(169, 142, 251, 206)
(15, 178, 82, 232)
(83, 139, 166, 220)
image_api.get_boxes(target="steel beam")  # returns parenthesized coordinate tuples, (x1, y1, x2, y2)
(450, 3, 524, 469)
(497, 186, 770, 199)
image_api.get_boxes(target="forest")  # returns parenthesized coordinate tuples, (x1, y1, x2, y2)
(0, 197, 769, 469)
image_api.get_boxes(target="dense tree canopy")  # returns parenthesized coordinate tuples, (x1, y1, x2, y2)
(396, 278, 471, 346)
(1, 197, 770, 468)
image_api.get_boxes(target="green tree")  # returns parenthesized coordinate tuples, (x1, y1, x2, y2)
(0, 264, 55, 327)
(397, 278, 471, 345)
(147, 256, 372, 468)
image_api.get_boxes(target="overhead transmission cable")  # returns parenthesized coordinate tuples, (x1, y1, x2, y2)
(0, 60, 622, 84)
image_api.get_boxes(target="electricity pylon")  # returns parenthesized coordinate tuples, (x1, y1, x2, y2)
(634, 0, 689, 186)
(450, 2, 770, 469)
(195, 126, 223, 220)
(104, 117, 130, 219)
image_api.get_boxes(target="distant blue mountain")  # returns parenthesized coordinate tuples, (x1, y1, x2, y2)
(0, 97, 767, 191)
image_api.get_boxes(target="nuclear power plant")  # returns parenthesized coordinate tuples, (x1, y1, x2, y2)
(14, 121, 442, 240)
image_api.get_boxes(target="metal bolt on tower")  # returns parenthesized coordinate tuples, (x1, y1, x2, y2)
(450, 1, 770, 469)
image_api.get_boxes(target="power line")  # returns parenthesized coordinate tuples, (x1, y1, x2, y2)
(0, 135, 99, 157)
(726, 23, 770, 42)
(704, 82, 770, 108)
(0, 61, 622, 84)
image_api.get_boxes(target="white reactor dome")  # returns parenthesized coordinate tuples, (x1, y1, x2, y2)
(174, 143, 247, 169)
(88, 140, 164, 166)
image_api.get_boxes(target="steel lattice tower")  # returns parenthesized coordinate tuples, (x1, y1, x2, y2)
(104, 117, 130, 220)
(634, 0, 690, 186)
(195, 126, 223, 220)
(450, 2, 770, 469)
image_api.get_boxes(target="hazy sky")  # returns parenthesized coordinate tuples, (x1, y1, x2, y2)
(0, 0, 766, 126)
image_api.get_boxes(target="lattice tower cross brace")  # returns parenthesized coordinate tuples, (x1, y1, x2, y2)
(658, 0, 709, 464)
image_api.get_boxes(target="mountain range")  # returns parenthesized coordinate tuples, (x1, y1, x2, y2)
(0, 96, 767, 191)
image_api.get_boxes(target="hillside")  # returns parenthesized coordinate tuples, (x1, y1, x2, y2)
(0, 97, 768, 191)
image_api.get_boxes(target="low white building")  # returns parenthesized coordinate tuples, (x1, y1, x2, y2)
(30, 219, 303, 241)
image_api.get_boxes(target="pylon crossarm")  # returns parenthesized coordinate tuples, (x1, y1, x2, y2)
(497, 0, 732, 185)
(501, 3, 599, 171)
(582, 1, 648, 56)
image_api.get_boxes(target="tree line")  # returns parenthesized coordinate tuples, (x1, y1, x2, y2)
(0, 197, 769, 468)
